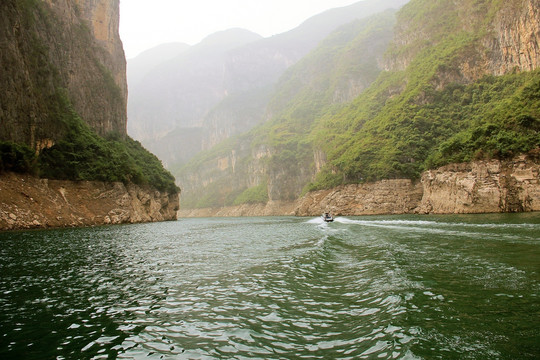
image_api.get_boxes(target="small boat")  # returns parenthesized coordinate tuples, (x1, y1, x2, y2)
(321, 212, 334, 222)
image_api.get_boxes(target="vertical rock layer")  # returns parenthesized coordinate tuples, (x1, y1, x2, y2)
(0, 0, 127, 149)
(292, 154, 540, 216)
(0, 1, 179, 230)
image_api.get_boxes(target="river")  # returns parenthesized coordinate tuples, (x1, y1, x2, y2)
(0, 214, 539, 359)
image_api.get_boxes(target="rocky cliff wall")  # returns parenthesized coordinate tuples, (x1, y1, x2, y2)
(179, 154, 539, 217)
(0, 0, 127, 149)
(487, 0, 539, 75)
(386, 0, 539, 78)
(295, 154, 540, 216)
(0, 173, 179, 231)
(294, 179, 424, 216)
(417, 154, 540, 214)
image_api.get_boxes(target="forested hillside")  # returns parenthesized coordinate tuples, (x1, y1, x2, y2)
(176, 0, 539, 210)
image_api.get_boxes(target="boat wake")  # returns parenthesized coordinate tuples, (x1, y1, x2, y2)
(317, 216, 540, 243)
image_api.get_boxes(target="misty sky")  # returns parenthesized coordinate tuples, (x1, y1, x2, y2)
(120, 0, 360, 59)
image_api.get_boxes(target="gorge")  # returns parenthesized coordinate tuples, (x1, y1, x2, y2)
(165, 0, 539, 217)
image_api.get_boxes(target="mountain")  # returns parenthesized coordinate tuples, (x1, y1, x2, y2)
(175, 0, 539, 210)
(127, 0, 410, 167)
(1, 0, 127, 145)
(0, 0, 179, 229)
(127, 29, 263, 158)
(176, 9, 401, 207)
(127, 42, 190, 86)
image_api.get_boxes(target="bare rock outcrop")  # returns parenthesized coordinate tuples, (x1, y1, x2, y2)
(417, 154, 540, 214)
(294, 179, 423, 216)
(0, 173, 179, 231)
(0, 0, 127, 148)
(292, 154, 540, 217)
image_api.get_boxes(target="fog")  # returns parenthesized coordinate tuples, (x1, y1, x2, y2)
(120, 0, 360, 58)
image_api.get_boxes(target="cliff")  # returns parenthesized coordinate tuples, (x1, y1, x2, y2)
(179, 153, 539, 217)
(295, 153, 540, 216)
(385, 0, 539, 81)
(176, 0, 539, 213)
(0, 173, 179, 231)
(0, 0, 179, 229)
(0, 0, 127, 149)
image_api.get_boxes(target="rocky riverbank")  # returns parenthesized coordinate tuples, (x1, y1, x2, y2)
(0, 173, 179, 231)
(179, 154, 540, 218)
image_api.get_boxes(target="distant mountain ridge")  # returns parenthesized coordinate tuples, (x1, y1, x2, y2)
(126, 0, 410, 166)
(127, 29, 263, 147)
(127, 42, 190, 86)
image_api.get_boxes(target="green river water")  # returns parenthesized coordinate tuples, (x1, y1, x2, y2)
(0, 214, 539, 359)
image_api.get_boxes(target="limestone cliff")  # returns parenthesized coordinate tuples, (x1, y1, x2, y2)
(0, 0, 127, 149)
(417, 153, 540, 214)
(0, 0, 178, 230)
(294, 153, 540, 216)
(0, 173, 179, 231)
(178, 153, 539, 217)
(295, 180, 423, 216)
(385, 0, 539, 81)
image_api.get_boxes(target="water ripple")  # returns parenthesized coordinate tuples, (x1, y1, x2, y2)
(1, 215, 539, 359)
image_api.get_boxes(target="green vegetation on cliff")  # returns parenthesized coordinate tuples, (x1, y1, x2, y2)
(0, 141, 37, 174)
(0, 0, 178, 194)
(309, 70, 539, 190)
(35, 93, 179, 193)
(0, 92, 178, 194)
(176, 0, 539, 207)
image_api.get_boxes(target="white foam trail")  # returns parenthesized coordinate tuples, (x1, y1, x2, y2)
(335, 217, 539, 230)
(306, 217, 324, 224)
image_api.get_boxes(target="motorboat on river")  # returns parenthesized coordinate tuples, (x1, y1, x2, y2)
(322, 212, 334, 222)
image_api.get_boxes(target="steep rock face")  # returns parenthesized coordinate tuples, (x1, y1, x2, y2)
(178, 144, 270, 208)
(418, 154, 540, 214)
(293, 154, 540, 216)
(386, 0, 539, 80)
(295, 180, 424, 216)
(0, 0, 127, 149)
(486, 0, 539, 75)
(0, 173, 179, 231)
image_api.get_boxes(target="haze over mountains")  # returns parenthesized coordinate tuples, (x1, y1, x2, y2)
(126, 0, 410, 166)
(127, 0, 539, 214)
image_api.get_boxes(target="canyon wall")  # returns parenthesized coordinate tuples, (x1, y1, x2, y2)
(0, 0, 180, 231)
(0, 173, 179, 231)
(0, 0, 127, 149)
(179, 154, 540, 217)
(296, 154, 540, 216)
(417, 154, 540, 214)
(386, 0, 539, 80)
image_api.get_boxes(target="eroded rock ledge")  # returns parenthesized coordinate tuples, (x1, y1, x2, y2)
(179, 154, 540, 218)
(0, 173, 179, 231)
(298, 154, 540, 216)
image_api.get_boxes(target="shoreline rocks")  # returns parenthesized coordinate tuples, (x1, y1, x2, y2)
(0, 173, 179, 231)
